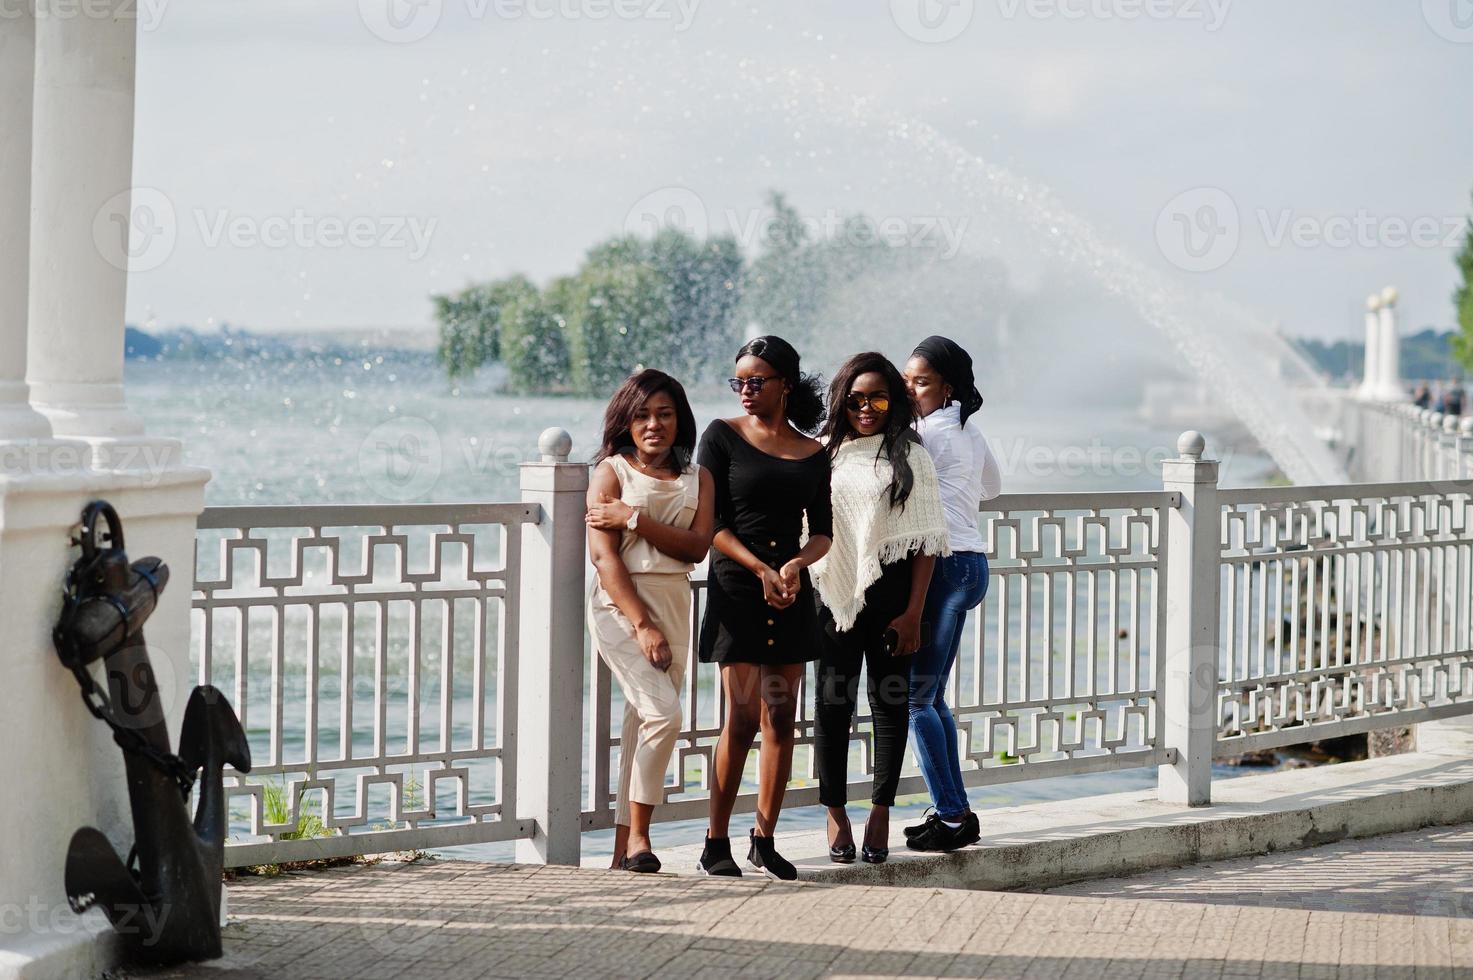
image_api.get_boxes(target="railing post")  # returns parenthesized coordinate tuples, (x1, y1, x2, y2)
(1459, 417, 1473, 481)
(515, 427, 589, 865)
(1158, 430, 1219, 806)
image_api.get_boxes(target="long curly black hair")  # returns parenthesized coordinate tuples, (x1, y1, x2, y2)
(736, 335, 826, 435)
(820, 351, 920, 511)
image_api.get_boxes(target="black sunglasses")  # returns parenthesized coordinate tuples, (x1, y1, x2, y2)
(846, 392, 891, 413)
(728, 375, 779, 394)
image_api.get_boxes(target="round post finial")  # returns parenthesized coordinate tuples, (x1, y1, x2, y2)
(1380, 285, 1399, 307)
(538, 427, 573, 463)
(1444, 415, 1459, 434)
(1460, 417, 1473, 438)
(1177, 430, 1207, 460)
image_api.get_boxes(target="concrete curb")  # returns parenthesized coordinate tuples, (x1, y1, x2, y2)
(782, 717, 1473, 891)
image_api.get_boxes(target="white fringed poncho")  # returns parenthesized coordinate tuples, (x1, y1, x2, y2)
(809, 434, 951, 632)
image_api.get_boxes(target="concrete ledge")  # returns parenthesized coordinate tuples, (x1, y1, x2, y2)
(670, 717, 1473, 891)
(0, 911, 117, 980)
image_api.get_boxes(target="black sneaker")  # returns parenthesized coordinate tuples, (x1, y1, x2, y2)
(906, 816, 972, 853)
(747, 830, 798, 881)
(903, 808, 939, 839)
(697, 835, 742, 877)
(959, 811, 981, 846)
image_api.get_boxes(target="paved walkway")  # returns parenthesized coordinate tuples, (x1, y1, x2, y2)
(1042, 824, 1473, 918)
(119, 824, 1473, 979)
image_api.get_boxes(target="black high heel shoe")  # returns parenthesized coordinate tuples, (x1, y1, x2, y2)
(862, 811, 889, 863)
(827, 811, 856, 864)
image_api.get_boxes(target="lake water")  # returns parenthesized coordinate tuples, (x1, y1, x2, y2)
(126, 354, 1281, 863)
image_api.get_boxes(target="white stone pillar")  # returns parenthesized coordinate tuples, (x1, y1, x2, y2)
(0, 3, 50, 440)
(1357, 294, 1381, 402)
(1159, 431, 1220, 807)
(0, 476, 207, 980)
(1373, 286, 1405, 402)
(515, 428, 589, 865)
(1, 4, 210, 977)
(25, 0, 146, 438)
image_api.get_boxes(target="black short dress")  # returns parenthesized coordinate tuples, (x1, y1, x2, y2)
(696, 419, 833, 665)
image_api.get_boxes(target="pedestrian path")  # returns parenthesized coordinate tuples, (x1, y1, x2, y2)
(1043, 823, 1473, 918)
(120, 822, 1473, 979)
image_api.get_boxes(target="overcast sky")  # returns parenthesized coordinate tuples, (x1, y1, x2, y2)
(125, 0, 1473, 342)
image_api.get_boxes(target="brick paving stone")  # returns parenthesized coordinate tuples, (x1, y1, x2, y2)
(107, 823, 1473, 979)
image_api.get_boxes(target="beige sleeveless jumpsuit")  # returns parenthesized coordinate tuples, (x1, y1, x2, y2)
(587, 453, 700, 826)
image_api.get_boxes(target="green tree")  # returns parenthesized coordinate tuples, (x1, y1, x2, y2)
(500, 291, 571, 393)
(739, 192, 823, 344)
(432, 275, 536, 379)
(651, 229, 745, 380)
(738, 191, 901, 349)
(1452, 196, 1473, 372)
(587, 229, 745, 381)
(563, 262, 676, 393)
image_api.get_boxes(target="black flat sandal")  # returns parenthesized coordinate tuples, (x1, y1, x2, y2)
(620, 851, 662, 874)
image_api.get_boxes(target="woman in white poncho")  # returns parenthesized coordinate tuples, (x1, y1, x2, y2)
(809, 352, 950, 865)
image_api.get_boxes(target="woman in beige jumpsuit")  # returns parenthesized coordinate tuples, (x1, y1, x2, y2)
(586, 369, 716, 873)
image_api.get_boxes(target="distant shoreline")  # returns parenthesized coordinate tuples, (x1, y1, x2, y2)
(124, 325, 438, 362)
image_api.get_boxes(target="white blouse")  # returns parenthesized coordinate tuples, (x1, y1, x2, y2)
(915, 404, 1002, 554)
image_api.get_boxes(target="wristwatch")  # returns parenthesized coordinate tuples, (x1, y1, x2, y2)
(625, 506, 640, 532)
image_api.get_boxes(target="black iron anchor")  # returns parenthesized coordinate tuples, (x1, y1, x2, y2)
(53, 501, 251, 965)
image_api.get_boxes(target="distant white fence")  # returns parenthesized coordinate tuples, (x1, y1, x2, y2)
(194, 427, 1473, 866)
(1349, 401, 1473, 483)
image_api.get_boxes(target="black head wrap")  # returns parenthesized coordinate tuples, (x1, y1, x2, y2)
(912, 335, 984, 426)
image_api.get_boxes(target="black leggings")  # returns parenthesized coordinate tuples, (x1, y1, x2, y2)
(814, 558, 915, 808)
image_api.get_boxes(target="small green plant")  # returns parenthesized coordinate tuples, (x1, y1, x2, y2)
(402, 773, 424, 811)
(995, 750, 1021, 765)
(261, 779, 328, 841)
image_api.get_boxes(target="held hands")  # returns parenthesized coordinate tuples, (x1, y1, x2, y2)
(759, 565, 797, 610)
(886, 609, 923, 657)
(635, 622, 673, 671)
(777, 558, 805, 602)
(586, 492, 634, 531)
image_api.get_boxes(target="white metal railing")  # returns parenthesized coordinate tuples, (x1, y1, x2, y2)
(193, 503, 538, 866)
(1216, 481, 1473, 751)
(194, 425, 1473, 866)
(1349, 400, 1473, 483)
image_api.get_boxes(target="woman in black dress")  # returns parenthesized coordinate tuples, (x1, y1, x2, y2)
(695, 335, 832, 881)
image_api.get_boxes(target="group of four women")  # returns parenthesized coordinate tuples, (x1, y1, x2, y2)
(585, 334, 1002, 879)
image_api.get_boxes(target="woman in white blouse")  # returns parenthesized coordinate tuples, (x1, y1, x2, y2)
(902, 335, 1002, 852)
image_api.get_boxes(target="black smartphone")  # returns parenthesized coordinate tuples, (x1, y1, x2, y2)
(882, 622, 931, 655)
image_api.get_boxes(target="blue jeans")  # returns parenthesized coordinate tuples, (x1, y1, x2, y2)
(908, 551, 989, 818)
